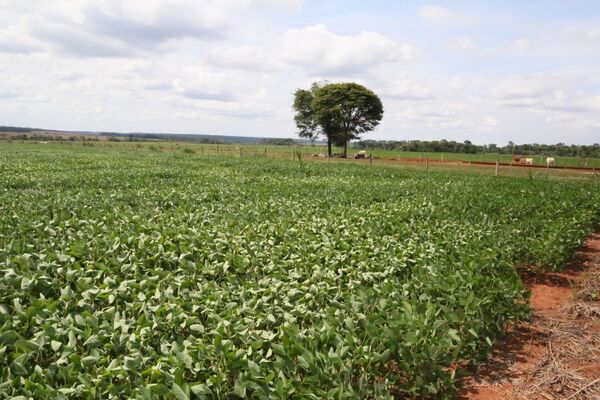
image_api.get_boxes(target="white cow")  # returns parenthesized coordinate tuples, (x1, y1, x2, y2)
(354, 150, 367, 159)
(523, 158, 534, 165)
(546, 157, 556, 167)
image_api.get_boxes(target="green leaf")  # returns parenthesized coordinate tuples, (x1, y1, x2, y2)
(81, 355, 99, 367)
(51, 340, 62, 352)
(171, 383, 189, 400)
(248, 360, 261, 376)
(149, 384, 169, 395)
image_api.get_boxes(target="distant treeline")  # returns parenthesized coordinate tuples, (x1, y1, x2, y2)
(0, 126, 42, 133)
(260, 138, 298, 146)
(354, 140, 600, 157)
(0, 133, 99, 141)
(101, 132, 228, 144)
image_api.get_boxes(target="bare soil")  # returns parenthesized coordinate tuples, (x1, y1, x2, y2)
(460, 232, 600, 400)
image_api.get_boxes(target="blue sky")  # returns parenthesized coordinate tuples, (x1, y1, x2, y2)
(1, 0, 599, 144)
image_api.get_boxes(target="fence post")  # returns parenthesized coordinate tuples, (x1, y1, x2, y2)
(240, 147, 243, 157)
(369, 154, 373, 166)
(495, 160, 499, 176)
(426, 157, 429, 172)
(292, 151, 295, 161)
(264, 148, 267, 157)
(441, 153, 444, 163)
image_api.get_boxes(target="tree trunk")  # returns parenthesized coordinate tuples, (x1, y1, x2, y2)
(327, 136, 332, 158)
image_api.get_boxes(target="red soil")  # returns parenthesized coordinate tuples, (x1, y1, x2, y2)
(460, 232, 600, 400)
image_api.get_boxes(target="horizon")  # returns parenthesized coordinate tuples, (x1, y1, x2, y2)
(1, 1, 599, 145)
(5, 125, 600, 147)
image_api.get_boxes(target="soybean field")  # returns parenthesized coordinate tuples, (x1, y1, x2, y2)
(1, 143, 599, 399)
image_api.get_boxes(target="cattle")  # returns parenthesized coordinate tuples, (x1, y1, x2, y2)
(546, 157, 556, 167)
(523, 158, 534, 165)
(354, 150, 367, 159)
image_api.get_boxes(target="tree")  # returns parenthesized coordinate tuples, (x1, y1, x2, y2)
(292, 82, 384, 157)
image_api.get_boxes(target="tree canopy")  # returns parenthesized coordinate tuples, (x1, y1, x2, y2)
(292, 82, 383, 157)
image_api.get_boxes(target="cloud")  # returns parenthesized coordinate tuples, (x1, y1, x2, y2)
(482, 116, 498, 128)
(491, 74, 568, 99)
(232, 0, 303, 11)
(206, 24, 414, 74)
(0, 28, 42, 54)
(512, 38, 532, 53)
(559, 25, 600, 46)
(55, 69, 84, 81)
(172, 67, 241, 102)
(82, 1, 230, 49)
(382, 76, 437, 100)
(205, 45, 283, 72)
(143, 80, 172, 91)
(445, 36, 475, 53)
(14, 0, 233, 58)
(487, 74, 600, 126)
(32, 23, 133, 58)
(0, 89, 20, 99)
(280, 24, 414, 75)
(419, 6, 466, 24)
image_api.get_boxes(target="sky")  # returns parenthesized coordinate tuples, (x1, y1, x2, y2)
(1, 1, 599, 145)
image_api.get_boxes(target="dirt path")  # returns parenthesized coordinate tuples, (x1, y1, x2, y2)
(460, 232, 600, 400)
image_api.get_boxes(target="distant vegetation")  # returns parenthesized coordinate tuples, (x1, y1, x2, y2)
(2, 125, 599, 158)
(0, 125, 42, 133)
(355, 139, 600, 157)
(100, 132, 228, 144)
(260, 138, 297, 146)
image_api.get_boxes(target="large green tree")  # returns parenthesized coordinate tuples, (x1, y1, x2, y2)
(293, 82, 384, 157)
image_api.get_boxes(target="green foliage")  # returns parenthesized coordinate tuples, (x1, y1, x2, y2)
(354, 139, 600, 159)
(260, 138, 298, 146)
(0, 144, 599, 399)
(293, 82, 383, 157)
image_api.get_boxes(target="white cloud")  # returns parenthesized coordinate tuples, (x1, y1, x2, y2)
(172, 65, 246, 102)
(206, 24, 414, 74)
(82, 1, 230, 47)
(0, 27, 42, 54)
(32, 22, 133, 58)
(0, 89, 20, 99)
(445, 36, 475, 53)
(205, 45, 283, 72)
(4, 0, 233, 58)
(559, 25, 600, 46)
(280, 24, 414, 74)
(482, 116, 498, 128)
(512, 38, 531, 53)
(232, 0, 304, 11)
(491, 74, 568, 99)
(382, 76, 436, 100)
(419, 6, 466, 24)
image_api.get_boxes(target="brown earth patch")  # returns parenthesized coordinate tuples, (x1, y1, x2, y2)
(460, 232, 600, 400)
